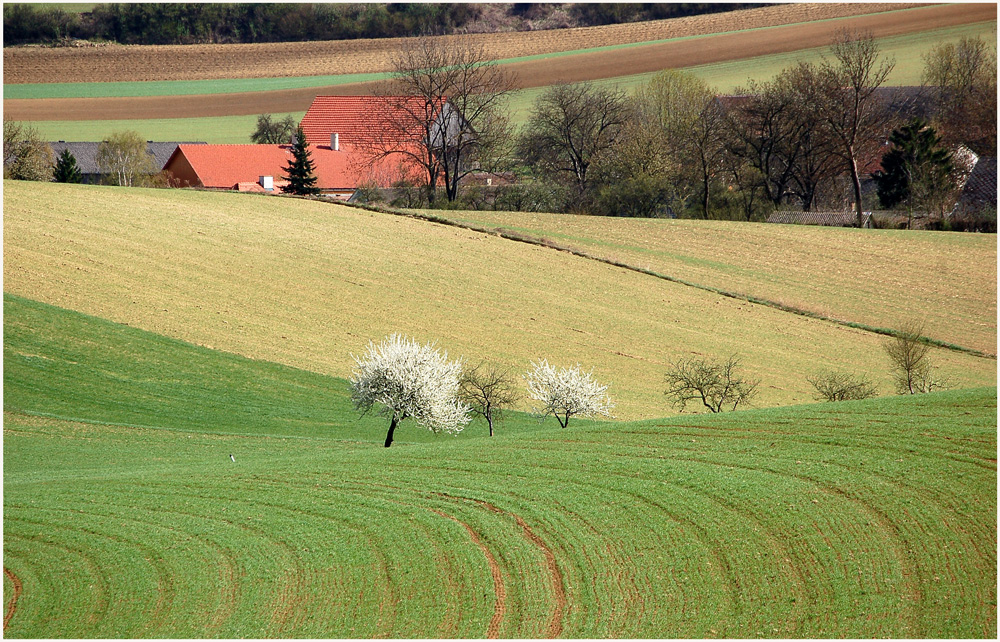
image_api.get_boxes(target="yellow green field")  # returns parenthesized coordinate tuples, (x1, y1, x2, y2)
(3, 182, 995, 420)
(439, 210, 998, 358)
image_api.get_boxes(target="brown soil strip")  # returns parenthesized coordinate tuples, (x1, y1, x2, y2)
(3, 567, 23, 632)
(4, 3, 923, 85)
(430, 508, 507, 638)
(7, 4, 992, 122)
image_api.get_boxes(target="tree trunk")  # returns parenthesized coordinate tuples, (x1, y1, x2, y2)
(384, 413, 401, 448)
(849, 153, 865, 227)
(486, 415, 494, 437)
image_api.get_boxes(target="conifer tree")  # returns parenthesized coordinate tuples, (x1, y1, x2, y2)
(53, 148, 83, 183)
(874, 118, 954, 217)
(283, 126, 320, 196)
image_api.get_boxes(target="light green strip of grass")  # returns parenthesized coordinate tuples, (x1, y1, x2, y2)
(27, 111, 304, 143)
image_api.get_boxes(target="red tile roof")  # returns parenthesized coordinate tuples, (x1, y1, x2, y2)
(165, 143, 409, 191)
(300, 95, 446, 147)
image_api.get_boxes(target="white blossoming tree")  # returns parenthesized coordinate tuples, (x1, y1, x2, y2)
(525, 359, 614, 428)
(350, 334, 471, 448)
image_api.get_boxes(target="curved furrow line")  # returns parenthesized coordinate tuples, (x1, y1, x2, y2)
(433, 492, 566, 638)
(663, 454, 928, 633)
(3, 567, 23, 632)
(257, 477, 506, 637)
(428, 507, 506, 638)
(544, 496, 649, 636)
(2, 518, 112, 632)
(129, 485, 332, 636)
(7, 502, 215, 635)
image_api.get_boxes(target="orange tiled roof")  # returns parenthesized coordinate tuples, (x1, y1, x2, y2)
(166, 143, 420, 191)
(168, 144, 364, 190)
(300, 95, 446, 147)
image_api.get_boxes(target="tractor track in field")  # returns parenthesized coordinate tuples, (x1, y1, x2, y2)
(3, 567, 23, 632)
(5, 3, 994, 122)
(429, 508, 506, 638)
(434, 492, 566, 638)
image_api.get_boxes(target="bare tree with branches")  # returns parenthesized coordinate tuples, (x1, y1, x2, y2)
(459, 361, 521, 437)
(815, 31, 895, 226)
(664, 354, 759, 413)
(362, 37, 516, 204)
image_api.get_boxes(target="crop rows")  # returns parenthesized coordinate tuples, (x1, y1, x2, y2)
(5, 380, 995, 638)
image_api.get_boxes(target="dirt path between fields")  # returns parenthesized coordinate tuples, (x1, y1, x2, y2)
(7, 3, 994, 122)
(3, 567, 23, 632)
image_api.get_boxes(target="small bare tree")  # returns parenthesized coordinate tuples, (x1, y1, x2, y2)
(459, 361, 521, 437)
(807, 371, 879, 402)
(525, 360, 614, 428)
(664, 354, 759, 413)
(350, 334, 470, 447)
(883, 322, 945, 394)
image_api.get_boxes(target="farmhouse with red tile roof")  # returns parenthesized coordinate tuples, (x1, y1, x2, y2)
(164, 142, 415, 198)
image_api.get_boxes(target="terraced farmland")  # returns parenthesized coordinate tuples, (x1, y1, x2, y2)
(4, 182, 996, 420)
(3, 294, 996, 638)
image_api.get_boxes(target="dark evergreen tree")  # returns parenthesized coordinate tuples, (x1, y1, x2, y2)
(874, 118, 954, 211)
(53, 147, 83, 183)
(282, 126, 319, 196)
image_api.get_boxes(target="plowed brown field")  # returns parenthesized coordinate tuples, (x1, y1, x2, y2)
(4, 2, 994, 122)
(4, 3, 923, 84)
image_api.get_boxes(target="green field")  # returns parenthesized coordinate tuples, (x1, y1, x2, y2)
(4, 292, 996, 637)
(25, 111, 305, 146)
(4, 182, 995, 421)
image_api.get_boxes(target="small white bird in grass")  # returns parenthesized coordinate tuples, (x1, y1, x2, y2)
(229, 454, 236, 463)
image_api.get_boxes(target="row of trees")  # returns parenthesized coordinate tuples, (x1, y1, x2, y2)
(3, 3, 755, 46)
(350, 323, 948, 448)
(349, 32, 993, 225)
(350, 335, 614, 447)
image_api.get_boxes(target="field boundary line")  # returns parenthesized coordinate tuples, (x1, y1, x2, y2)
(331, 198, 996, 360)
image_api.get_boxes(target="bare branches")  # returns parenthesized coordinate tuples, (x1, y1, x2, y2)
(459, 361, 521, 436)
(362, 37, 516, 204)
(664, 354, 759, 413)
(807, 371, 879, 402)
(883, 322, 946, 395)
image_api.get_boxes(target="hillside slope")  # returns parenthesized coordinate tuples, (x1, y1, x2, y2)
(3, 182, 995, 419)
(440, 210, 998, 356)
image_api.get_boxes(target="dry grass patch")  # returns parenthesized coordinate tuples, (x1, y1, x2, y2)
(3, 182, 994, 419)
(440, 211, 998, 357)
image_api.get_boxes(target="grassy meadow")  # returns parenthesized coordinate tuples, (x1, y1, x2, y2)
(4, 182, 996, 420)
(4, 289, 997, 637)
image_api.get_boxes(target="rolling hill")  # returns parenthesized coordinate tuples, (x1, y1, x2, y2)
(3, 181, 995, 420)
(3, 291, 996, 637)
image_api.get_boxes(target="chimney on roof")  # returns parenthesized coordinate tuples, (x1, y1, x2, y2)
(260, 176, 274, 191)
(331, 133, 339, 151)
